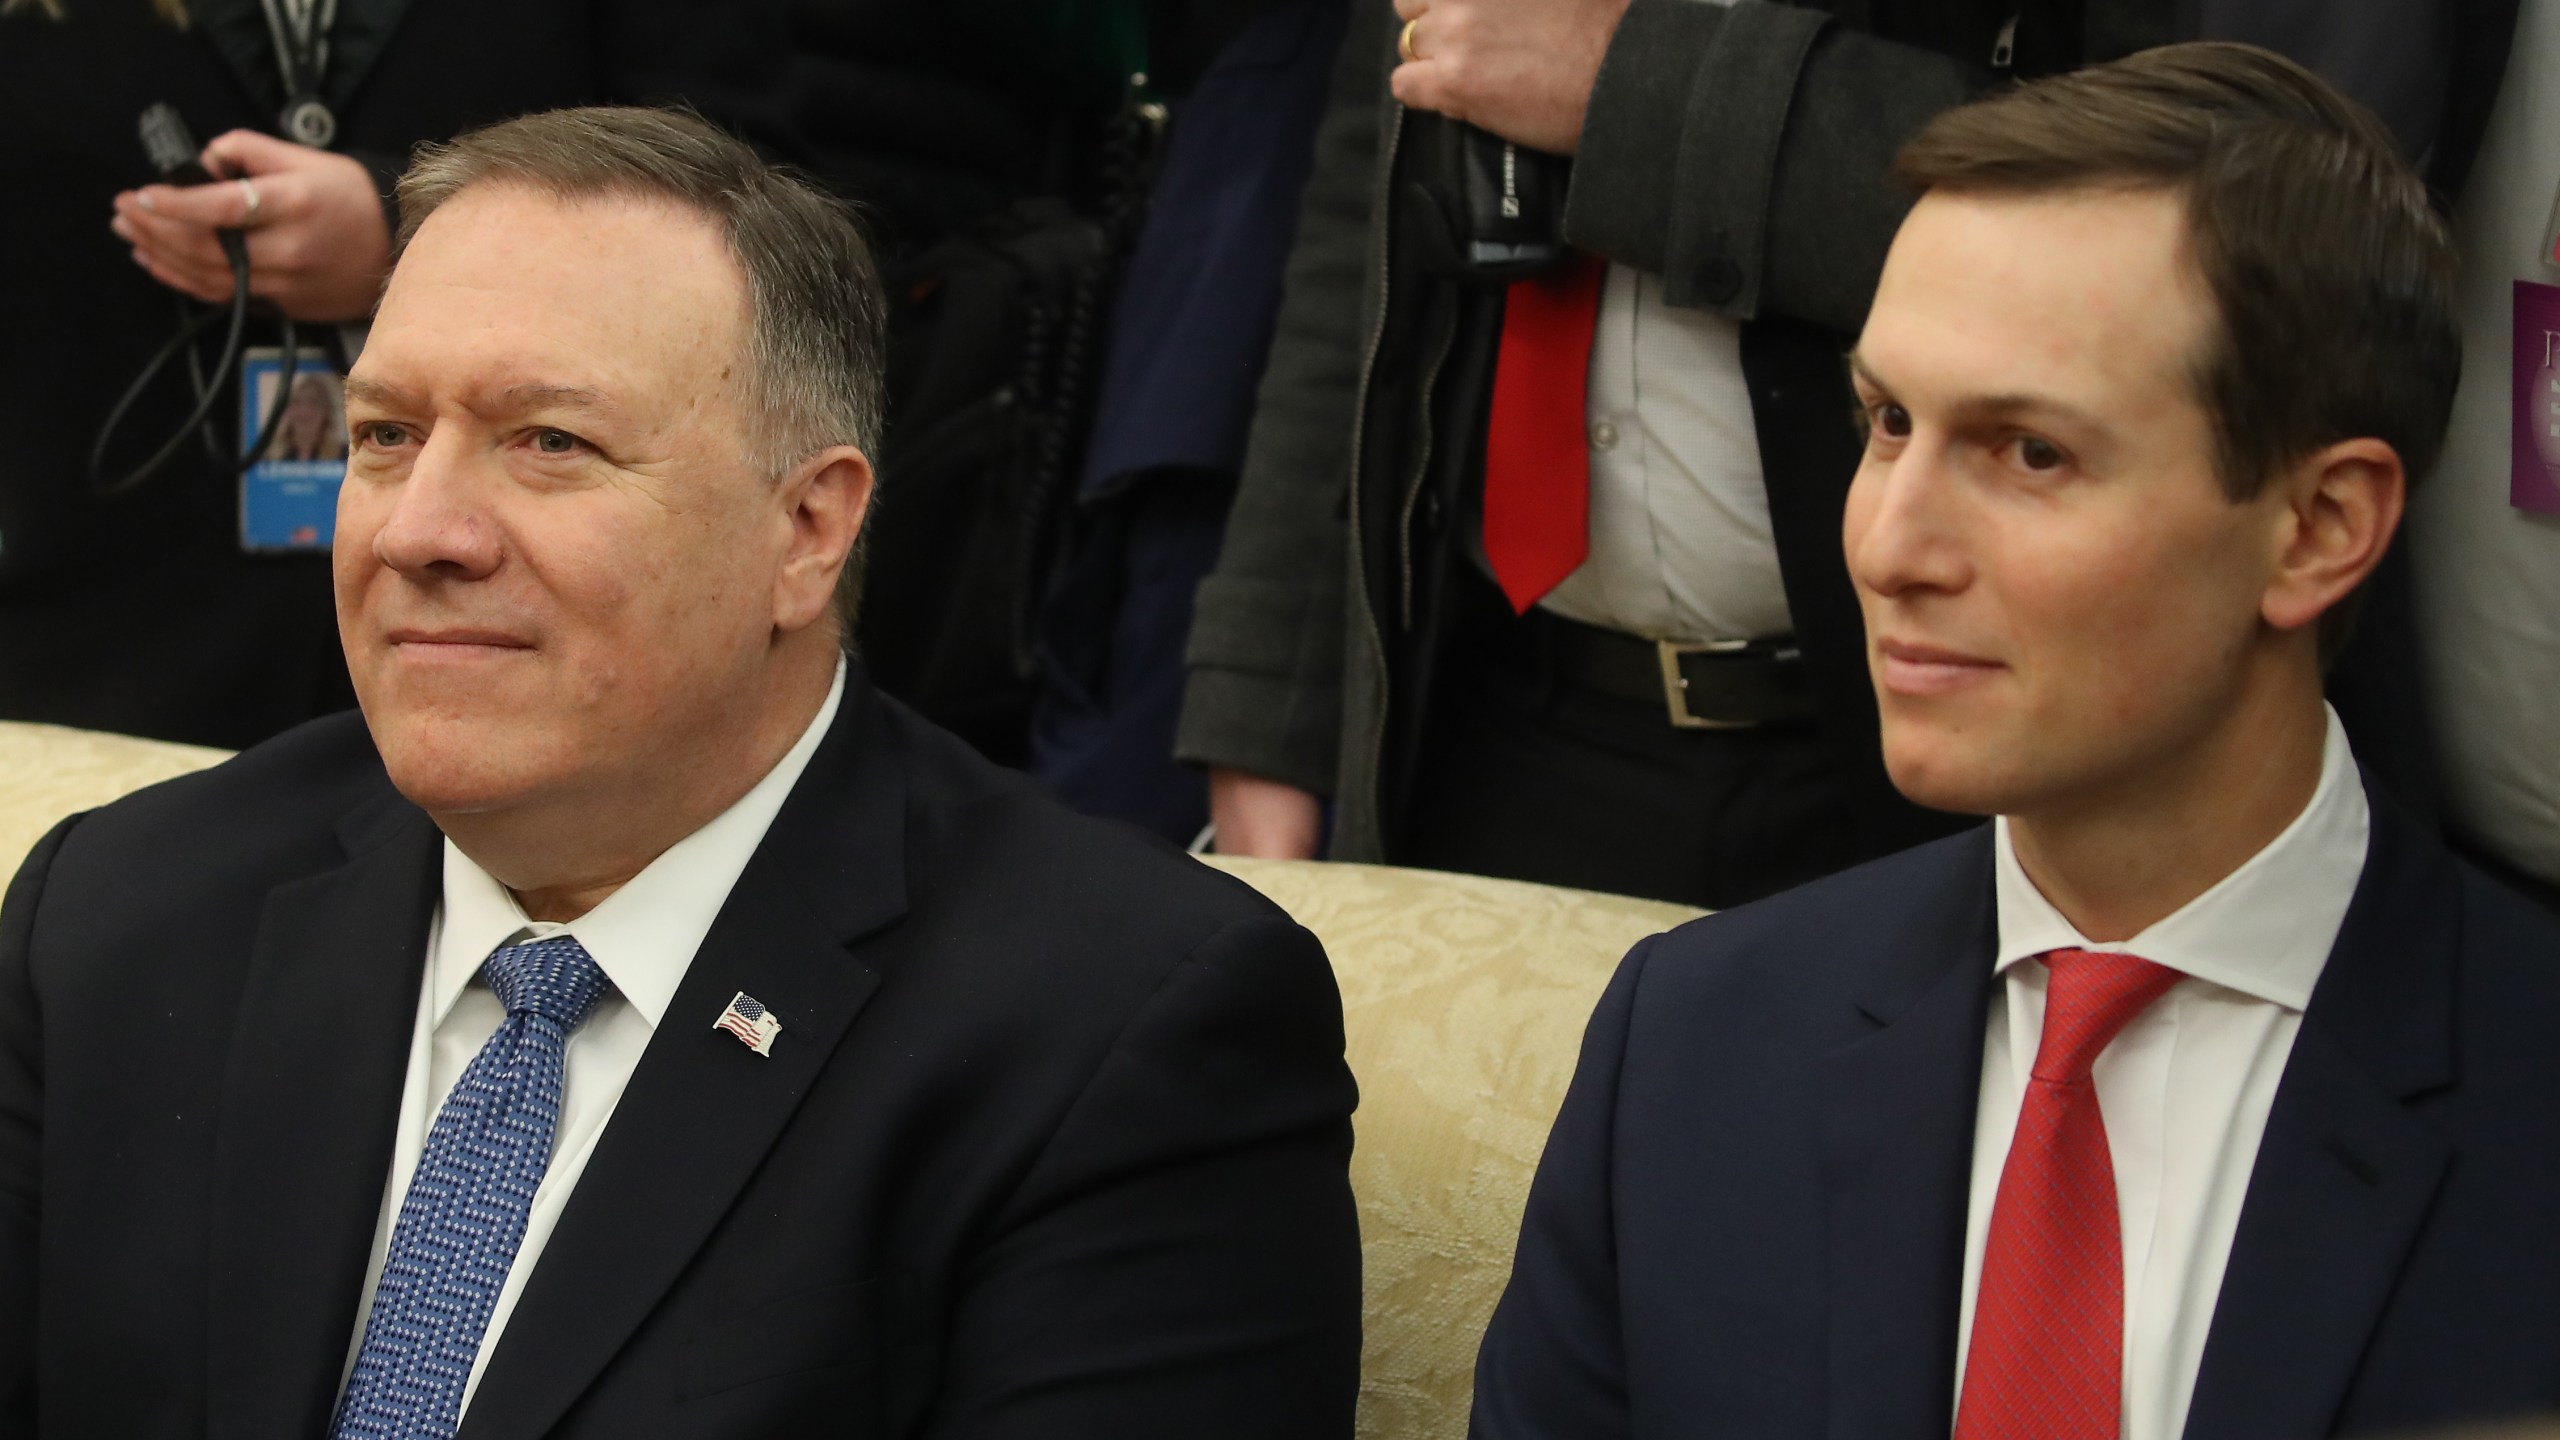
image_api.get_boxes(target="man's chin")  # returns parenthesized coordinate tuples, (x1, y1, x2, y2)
(370, 717, 563, 817)
(1878, 736, 2010, 819)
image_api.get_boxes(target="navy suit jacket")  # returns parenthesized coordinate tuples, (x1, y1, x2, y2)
(0, 669, 1360, 1440)
(1474, 782, 2560, 1439)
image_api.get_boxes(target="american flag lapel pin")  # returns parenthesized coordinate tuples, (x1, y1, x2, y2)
(714, 991, 783, 1057)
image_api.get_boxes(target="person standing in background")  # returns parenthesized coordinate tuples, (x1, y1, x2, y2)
(2410, 0, 2560, 909)
(1028, 0, 1349, 846)
(0, 0, 791, 749)
(1180, 0, 2514, 907)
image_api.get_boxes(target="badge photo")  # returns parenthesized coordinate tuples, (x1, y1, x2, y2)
(238, 345, 347, 552)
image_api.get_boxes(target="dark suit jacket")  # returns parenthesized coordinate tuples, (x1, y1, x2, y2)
(1474, 782, 2560, 1439)
(0, 671, 1361, 1439)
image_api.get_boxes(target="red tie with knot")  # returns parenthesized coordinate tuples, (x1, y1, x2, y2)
(1482, 255, 1609, 613)
(1954, 947, 2182, 1440)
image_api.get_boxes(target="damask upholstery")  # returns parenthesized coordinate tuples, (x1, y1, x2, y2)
(0, 721, 230, 878)
(1203, 857, 1700, 1438)
(0, 721, 1703, 1440)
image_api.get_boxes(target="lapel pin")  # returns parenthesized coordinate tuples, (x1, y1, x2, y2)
(714, 991, 783, 1057)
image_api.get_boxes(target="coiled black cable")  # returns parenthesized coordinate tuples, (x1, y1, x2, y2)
(91, 105, 302, 499)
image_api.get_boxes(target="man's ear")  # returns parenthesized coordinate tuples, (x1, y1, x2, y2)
(773, 445, 874, 636)
(2260, 437, 2404, 636)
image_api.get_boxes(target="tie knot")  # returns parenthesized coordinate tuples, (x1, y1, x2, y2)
(482, 935, 609, 1029)
(2030, 947, 2179, 1084)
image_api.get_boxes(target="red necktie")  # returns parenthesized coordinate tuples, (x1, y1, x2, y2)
(1954, 947, 2182, 1440)
(1482, 254, 1608, 614)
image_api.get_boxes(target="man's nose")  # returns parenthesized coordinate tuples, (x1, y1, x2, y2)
(371, 431, 503, 582)
(1846, 434, 1971, 602)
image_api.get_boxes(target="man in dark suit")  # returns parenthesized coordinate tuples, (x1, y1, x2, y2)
(0, 107, 1360, 1440)
(1473, 44, 2560, 1440)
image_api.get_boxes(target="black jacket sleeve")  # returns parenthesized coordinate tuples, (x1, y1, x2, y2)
(1172, 0, 1389, 795)
(0, 818, 76, 1437)
(1566, 0, 2513, 339)
(1565, 0, 1976, 334)
(924, 915, 1362, 1437)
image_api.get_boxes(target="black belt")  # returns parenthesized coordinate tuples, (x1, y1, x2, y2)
(1533, 609, 1814, 729)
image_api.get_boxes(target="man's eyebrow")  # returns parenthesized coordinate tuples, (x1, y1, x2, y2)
(1948, 392, 2109, 433)
(1845, 352, 2108, 432)
(490, 383, 619, 415)
(342, 377, 413, 410)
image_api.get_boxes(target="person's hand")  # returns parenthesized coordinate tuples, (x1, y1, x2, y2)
(1209, 768, 1326, 860)
(1389, 0, 1634, 155)
(109, 129, 391, 323)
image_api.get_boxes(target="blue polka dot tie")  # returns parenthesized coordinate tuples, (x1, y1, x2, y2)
(333, 936, 610, 1440)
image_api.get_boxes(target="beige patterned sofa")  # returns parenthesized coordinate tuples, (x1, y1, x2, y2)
(0, 720, 1698, 1440)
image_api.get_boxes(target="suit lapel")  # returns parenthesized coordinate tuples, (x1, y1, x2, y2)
(460, 679, 913, 1440)
(206, 788, 441, 1440)
(1819, 832, 2000, 1440)
(2181, 789, 2458, 1440)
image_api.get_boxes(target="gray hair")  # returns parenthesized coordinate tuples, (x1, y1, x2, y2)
(392, 106, 889, 631)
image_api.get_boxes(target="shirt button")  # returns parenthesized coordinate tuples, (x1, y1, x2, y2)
(1590, 419, 1620, 452)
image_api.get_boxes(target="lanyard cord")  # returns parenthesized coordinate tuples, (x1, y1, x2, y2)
(88, 232, 303, 498)
(92, 104, 306, 497)
(258, 0, 334, 104)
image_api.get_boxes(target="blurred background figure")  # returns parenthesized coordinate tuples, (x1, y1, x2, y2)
(1026, 0, 1347, 845)
(801, 0, 1346, 853)
(1177, 0, 2517, 907)
(2412, 0, 2560, 910)
(0, 0, 791, 749)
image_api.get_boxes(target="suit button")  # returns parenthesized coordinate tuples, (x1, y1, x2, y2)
(1590, 419, 1620, 452)
(1697, 256, 1742, 304)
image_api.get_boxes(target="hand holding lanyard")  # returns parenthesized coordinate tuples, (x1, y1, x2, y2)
(91, 105, 302, 498)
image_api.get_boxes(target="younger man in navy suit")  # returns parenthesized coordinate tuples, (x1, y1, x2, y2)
(1473, 42, 2560, 1440)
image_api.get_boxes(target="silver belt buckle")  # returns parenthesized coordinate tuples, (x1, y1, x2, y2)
(1656, 637, 1757, 730)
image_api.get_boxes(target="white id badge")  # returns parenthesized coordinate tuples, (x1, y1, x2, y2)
(238, 346, 347, 552)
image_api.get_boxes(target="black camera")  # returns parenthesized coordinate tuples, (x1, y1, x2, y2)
(1399, 110, 1576, 285)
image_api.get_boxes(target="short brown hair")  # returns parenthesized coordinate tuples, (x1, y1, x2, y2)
(1896, 43, 2460, 507)
(393, 106, 888, 633)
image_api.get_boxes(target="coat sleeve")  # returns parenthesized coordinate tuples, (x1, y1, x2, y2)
(1563, 0, 1978, 335)
(0, 818, 76, 1436)
(1566, 0, 2512, 339)
(921, 914, 1362, 1439)
(1468, 934, 1658, 1440)
(1171, 0, 1392, 796)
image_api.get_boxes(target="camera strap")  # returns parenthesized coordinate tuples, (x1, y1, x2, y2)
(258, 0, 340, 147)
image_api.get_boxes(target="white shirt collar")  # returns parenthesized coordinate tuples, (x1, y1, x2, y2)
(1991, 704, 2370, 1011)
(428, 658, 848, 1029)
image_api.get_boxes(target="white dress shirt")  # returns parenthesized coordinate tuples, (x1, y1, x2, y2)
(1533, 249, 1794, 644)
(341, 660, 846, 1414)
(1953, 705, 2370, 1440)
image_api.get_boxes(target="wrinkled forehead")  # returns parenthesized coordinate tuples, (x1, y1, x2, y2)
(360, 183, 752, 420)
